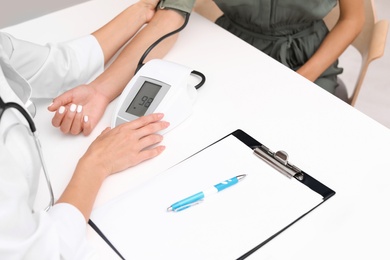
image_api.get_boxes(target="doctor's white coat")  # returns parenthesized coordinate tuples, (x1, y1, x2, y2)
(0, 32, 103, 259)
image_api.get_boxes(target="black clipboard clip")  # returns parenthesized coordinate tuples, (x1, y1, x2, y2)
(253, 146, 304, 181)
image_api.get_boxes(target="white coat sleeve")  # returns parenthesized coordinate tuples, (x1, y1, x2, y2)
(6, 33, 104, 99)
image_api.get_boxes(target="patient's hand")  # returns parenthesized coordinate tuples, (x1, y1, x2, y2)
(48, 84, 110, 136)
(139, 0, 161, 22)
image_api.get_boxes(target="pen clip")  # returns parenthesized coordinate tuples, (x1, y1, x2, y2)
(253, 146, 303, 180)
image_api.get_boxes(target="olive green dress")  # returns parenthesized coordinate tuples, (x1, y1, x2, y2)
(214, 0, 342, 94)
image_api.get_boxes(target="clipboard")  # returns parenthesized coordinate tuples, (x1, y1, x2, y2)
(90, 129, 335, 260)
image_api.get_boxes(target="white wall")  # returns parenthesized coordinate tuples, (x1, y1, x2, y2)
(0, 0, 91, 28)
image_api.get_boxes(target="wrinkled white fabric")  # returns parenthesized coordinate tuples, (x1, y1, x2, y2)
(0, 32, 104, 259)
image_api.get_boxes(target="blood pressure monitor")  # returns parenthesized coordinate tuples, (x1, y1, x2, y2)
(112, 59, 200, 134)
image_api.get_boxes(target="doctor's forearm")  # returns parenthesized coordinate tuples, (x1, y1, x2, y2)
(56, 159, 106, 222)
(89, 8, 185, 103)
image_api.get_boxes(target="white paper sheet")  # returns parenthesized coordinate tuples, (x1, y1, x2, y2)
(91, 134, 324, 259)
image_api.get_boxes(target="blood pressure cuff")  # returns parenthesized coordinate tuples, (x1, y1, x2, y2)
(158, 0, 195, 14)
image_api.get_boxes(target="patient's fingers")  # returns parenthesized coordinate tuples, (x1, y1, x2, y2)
(82, 115, 93, 136)
(52, 106, 66, 128)
(47, 91, 74, 112)
(70, 105, 84, 135)
(59, 104, 77, 134)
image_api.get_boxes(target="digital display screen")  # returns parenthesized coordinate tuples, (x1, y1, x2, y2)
(126, 81, 162, 117)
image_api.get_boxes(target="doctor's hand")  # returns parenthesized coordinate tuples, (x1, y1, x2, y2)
(48, 85, 109, 136)
(56, 113, 169, 221)
(81, 113, 170, 177)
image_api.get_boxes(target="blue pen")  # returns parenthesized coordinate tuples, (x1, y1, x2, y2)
(167, 174, 247, 212)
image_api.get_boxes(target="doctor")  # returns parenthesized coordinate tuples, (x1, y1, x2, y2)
(0, 0, 183, 258)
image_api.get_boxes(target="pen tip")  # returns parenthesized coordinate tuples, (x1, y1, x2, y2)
(237, 174, 247, 181)
(167, 207, 172, 212)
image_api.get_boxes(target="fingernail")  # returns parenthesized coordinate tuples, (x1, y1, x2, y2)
(48, 102, 53, 108)
(77, 105, 83, 113)
(83, 115, 89, 123)
(70, 104, 77, 112)
(58, 106, 65, 114)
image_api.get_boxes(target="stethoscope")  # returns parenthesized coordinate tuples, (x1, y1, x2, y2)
(0, 96, 54, 212)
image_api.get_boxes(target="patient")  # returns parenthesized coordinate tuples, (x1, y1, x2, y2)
(194, 0, 364, 95)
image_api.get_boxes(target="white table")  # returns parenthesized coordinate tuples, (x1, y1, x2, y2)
(3, 0, 390, 259)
